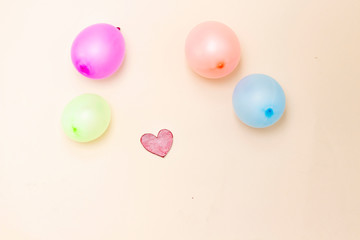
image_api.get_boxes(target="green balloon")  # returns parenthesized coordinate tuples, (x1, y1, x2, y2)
(61, 94, 111, 142)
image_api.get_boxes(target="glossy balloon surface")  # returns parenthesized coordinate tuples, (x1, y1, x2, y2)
(232, 74, 286, 128)
(185, 21, 241, 79)
(71, 23, 125, 79)
(61, 94, 111, 142)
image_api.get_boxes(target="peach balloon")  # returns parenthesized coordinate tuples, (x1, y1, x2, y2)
(185, 21, 241, 79)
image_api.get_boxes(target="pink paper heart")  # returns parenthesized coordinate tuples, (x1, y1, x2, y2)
(140, 129, 173, 158)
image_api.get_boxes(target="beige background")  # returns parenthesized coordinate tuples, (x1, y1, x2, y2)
(1, 0, 360, 239)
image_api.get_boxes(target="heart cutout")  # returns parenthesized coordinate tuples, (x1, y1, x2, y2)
(140, 129, 173, 158)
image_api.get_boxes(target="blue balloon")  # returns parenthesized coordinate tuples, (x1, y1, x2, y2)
(232, 74, 286, 128)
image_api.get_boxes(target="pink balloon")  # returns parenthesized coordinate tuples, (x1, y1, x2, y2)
(71, 23, 125, 79)
(185, 21, 241, 79)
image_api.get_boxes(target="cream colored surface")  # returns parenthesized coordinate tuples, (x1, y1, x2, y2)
(1, 0, 360, 239)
